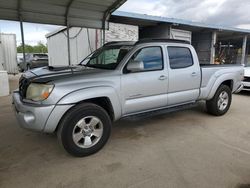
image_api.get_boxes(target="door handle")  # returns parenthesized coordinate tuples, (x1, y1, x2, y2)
(191, 72, 197, 77)
(159, 75, 167, 80)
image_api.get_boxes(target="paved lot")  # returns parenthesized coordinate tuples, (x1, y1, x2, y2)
(1, 76, 250, 188)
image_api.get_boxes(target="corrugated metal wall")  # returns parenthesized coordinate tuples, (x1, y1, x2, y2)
(0, 39, 4, 70)
(0, 33, 18, 74)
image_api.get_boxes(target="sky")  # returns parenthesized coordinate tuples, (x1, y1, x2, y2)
(0, 0, 250, 45)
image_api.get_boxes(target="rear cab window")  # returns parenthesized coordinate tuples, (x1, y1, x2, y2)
(167, 46, 193, 69)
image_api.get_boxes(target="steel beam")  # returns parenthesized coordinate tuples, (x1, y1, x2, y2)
(210, 31, 217, 64)
(65, 0, 75, 66)
(18, 0, 26, 65)
(241, 35, 248, 65)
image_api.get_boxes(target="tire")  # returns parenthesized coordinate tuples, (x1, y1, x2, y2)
(57, 103, 112, 157)
(206, 85, 232, 116)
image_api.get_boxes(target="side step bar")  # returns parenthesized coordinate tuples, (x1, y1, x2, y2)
(122, 102, 198, 120)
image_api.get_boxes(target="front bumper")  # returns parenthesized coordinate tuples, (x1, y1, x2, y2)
(234, 83, 244, 93)
(242, 81, 250, 91)
(12, 92, 55, 132)
(12, 92, 73, 133)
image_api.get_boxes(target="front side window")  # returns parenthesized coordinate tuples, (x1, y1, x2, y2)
(81, 45, 132, 70)
(126, 47, 163, 72)
(168, 47, 193, 69)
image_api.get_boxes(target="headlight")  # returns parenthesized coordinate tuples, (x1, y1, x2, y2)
(26, 83, 54, 101)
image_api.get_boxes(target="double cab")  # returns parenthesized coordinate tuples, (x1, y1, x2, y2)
(13, 39, 244, 157)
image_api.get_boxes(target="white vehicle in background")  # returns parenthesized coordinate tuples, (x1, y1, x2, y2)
(243, 66, 250, 91)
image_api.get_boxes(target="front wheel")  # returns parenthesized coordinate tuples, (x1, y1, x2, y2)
(206, 85, 232, 116)
(57, 103, 112, 157)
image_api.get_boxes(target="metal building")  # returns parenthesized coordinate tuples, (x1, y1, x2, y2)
(111, 11, 250, 65)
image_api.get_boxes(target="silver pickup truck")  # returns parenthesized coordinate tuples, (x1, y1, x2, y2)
(12, 39, 244, 157)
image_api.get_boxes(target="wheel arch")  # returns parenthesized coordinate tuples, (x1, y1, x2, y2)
(44, 86, 122, 133)
(207, 76, 234, 100)
(57, 86, 121, 121)
(76, 97, 115, 121)
(54, 97, 115, 133)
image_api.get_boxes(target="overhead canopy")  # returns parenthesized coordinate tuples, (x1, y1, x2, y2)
(111, 11, 250, 34)
(0, 0, 127, 28)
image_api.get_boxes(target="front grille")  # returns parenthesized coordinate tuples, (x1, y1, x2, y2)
(244, 86, 250, 90)
(19, 76, 30, 98)
(243, 77, 250, 82)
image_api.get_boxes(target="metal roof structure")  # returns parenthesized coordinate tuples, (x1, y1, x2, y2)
(0, 0, 127, 29)
(111, 11, 250, 34)
(0, 0, 127, 65)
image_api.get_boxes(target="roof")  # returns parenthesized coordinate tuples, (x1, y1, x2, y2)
(0, 0, 127, 29)
(103, 39, 190, 46)
(111, 11, 250, 34)
(135, 38, 190, 45)
(46, 26, 67, 38)
(104, 41, 136, 46)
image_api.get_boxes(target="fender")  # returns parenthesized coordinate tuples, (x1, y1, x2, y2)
(206, 73, 235, 100)
(57, 86, 122, 120)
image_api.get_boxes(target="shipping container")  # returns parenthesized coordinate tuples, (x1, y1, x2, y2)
(0, 33, 18, 74)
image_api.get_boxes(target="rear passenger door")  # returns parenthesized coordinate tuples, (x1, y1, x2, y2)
(166, 45, 201, 106)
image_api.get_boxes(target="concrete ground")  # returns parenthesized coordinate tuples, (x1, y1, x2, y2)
(1, 75, 250, 188)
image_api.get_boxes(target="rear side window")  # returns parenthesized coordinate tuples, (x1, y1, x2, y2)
(167, 47, 193, 69)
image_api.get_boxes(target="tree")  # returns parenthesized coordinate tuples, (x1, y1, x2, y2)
(17, 41, 48, 53)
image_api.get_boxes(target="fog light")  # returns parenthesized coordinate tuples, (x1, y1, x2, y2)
(24, 111, 35, 124)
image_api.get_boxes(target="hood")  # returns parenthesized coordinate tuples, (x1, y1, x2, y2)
(23, 65, 109, 83)
(244, 67, 250, 77)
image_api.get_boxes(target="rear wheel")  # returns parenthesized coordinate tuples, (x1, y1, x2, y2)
(57, 103, 112, 157)
(206, 85, 232, 116)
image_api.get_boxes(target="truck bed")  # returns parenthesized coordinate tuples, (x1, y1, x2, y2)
(199, 63, 244, 99)
(200, 64, 243, 68)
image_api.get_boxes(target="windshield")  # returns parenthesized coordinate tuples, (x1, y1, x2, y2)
(81, 45, 133, 70)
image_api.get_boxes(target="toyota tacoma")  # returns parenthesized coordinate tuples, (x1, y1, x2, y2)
(12, 39, 244, 157)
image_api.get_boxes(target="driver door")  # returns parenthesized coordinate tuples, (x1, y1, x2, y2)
(121, 46, 168, 115)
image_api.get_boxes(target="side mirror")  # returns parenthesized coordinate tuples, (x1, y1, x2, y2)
(126, 60, 144, 72)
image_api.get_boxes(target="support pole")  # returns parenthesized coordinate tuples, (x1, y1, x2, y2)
(241, 35, 247, 65)
(102, 29, 106, 45)
(20, 20, 26, 65)
(66, 24, 71, 65)
(210, 31, 217, 64)
(65, 0, 74, 66)
(18, 0, 26, 66)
